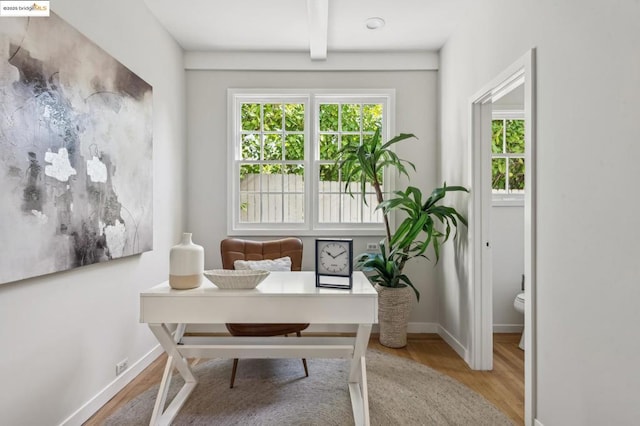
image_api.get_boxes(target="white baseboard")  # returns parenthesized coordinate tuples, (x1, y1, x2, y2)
(437, 325, 469, 362)
(534, 419, 544, 426)
(59, 344, 164, 426)
(407, 322, 439, 333)
(493, 324, 524, 333)
(186, 322, 439, 335)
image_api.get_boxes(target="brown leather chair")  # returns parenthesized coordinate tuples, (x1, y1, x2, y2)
(220, 237, 309, 388)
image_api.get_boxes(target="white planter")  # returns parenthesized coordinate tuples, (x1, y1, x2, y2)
(169, 233, 204, 290)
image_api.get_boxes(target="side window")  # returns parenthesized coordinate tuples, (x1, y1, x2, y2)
(492, 117, 525, 199)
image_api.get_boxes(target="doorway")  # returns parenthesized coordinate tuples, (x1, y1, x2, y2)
(468, 49, 536, 425)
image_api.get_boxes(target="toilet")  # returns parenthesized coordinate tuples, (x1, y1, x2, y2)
(513, 292, 525, 350)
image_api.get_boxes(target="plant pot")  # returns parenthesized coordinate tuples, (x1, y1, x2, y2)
(375, 283, 413, 348)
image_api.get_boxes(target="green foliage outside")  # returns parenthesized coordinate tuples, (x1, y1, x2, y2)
(239, 102, 383, 182)
(492, 119, 525, 192)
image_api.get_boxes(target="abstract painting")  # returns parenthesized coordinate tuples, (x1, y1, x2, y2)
(0, 12, 153, 285)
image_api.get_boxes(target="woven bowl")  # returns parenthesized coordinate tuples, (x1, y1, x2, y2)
(203, 269, 270, 289)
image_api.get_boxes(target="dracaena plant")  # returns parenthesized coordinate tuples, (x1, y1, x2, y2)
(336, 128, 468, 301)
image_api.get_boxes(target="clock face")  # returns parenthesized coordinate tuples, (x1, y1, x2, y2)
(317, 241, 351, 276)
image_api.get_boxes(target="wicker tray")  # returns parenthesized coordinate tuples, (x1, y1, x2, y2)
(203, 269, 270, 289)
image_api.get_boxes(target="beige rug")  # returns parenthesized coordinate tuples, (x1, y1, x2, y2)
(105, 350, 514, 425)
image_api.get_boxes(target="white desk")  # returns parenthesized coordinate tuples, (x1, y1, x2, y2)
(140, 271, 378, 426)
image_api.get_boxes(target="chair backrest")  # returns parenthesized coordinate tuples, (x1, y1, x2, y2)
(220, 238, 303, 271)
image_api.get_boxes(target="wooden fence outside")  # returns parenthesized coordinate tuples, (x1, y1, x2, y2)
(239, 174, 383, 223)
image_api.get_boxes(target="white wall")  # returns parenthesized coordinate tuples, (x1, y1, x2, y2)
(492, 205, 524, 331)
(0, 1, 186, 424)
(438, 0, 640, 424)
(186, 70, 440, 328)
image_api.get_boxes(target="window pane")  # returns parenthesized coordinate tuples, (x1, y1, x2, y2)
(263, 103, 282, 131)
(283, 194, 304, 223)
(492, 120, 504, 154)
(341, 134, 360, 149)
(492, 158, 506, 191)
(240, 164, 260, 182)
(509, 158, 525, 191)
(341, 193, 362, 223)
(261, 194, 282, 223)
(341, 104, 361, 132)
(506, 119, 525, 154)
(263, 134, 282, 160)
(241, 134, 260, 160)
(318, 192, 339, 223)
(241, 103, 260, 131)
(362, 104, 383, 132)
(319, 134, 338, 160)
(283, 165, 304, 191)
(239, 192, 260, 223)
(319, 163, 340, 183)
(283, 164, 304, 193)
(284, 163, 304, 176)
(262, 164, 282, 178)
(284, 104, 304, 131)
(260, 165, 282, 189)
(319, 104, 338, 131)
(285, 134, 304, 160)
(363, 193, 383, 222)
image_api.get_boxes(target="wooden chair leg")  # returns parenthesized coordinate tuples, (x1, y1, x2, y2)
(230, 358, 238, 388)
(296, 331, 309, 377)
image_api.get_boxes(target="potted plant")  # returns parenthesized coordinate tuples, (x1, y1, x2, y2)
(336, 129, 468, 348)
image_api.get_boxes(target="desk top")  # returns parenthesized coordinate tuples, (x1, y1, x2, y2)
(141, 271, 377, 298)
(140, 271, 378, 324)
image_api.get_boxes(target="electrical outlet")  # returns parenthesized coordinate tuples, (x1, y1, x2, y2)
(116, 358, 128, 376)
(366, 243, 379, 252)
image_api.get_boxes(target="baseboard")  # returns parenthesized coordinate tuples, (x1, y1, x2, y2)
(187, 322, 439, 335)
(406, 322, 439, 333)
(437, 325, 468, 362)
(493, 324, 524, 333)
(59, 344, 164, 426)
(535, 419, 544, 426)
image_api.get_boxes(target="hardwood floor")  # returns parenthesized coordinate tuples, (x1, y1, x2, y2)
(84, 333, 524, 425)
(369, 333, 524, 425)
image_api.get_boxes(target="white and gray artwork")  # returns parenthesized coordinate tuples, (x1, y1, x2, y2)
(0, 12, 153, 285)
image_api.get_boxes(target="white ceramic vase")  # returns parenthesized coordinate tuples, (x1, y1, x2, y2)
(169, 233, 204, 290)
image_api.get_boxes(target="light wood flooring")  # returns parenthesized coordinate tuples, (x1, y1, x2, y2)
(85, 333, 524, 425)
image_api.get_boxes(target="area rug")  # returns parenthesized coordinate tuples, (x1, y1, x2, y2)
(105, 350, 514, 425)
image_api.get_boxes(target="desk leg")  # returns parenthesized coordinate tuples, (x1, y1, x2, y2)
(148, 323, 197, 426)
(174, 323, 187, 343)
(349, 323, 372, 426)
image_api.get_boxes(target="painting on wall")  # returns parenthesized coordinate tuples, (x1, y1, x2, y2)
(0, 12, 153, 285)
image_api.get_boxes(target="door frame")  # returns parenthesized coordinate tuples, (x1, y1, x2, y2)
(468, 49, 537, 425)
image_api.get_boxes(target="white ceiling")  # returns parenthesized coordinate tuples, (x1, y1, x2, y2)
(144, 0, 470, 55)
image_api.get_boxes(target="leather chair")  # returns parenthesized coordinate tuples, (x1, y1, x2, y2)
(220, 237, 309, 388)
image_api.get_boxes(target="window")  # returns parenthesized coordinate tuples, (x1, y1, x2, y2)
(228, 89, 394, 235)
(491, 113, 525, 202)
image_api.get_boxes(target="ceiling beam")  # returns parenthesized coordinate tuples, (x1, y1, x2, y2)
(307, 0, 328, 60)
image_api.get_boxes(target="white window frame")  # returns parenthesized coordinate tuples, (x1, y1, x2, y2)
(491, 110, 525, 207)
(227, 88, 395, 236)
